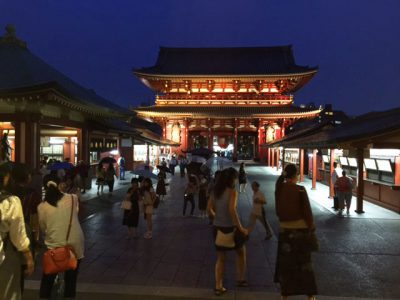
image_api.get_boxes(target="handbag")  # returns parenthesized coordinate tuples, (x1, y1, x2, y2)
(121, 196, 132, 210)
(43, 195, 78, 275)
(215, 230, 235, 248)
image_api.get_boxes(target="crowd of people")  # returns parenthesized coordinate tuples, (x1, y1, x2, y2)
(0, 150, 320, 300)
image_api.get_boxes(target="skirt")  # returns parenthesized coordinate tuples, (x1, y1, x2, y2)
(274, 229, 318, 296)
(122, 206, 139, 227)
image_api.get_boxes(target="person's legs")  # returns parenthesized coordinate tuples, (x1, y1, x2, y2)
(39, 273, 57, 298)
(260, 208, 273, 238)
(248, 214, 257, 233)
(235, 246, 247, 282)
(183, 198, 188, 216)
(189, 195, 195, 216)
(345, 192, 352, 214)
(64, 260, 81, 298)
(215, 251, 226, 290)
(145, 214, 152, 238)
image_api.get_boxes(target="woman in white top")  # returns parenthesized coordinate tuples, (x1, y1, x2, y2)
(248, 181, 273, 240)
(0, 163, 34, 300)
(38, 180, 85, 299)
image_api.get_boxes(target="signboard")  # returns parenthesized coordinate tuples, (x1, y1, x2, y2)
(376, 159, 393, 172)
(364, 158, 377, 170)
(121, 138, 132, 147)
(339, 156, 348, 166)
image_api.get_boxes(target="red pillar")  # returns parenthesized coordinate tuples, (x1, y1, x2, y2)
(276, 148, 280, 171)
(78, 127, 90, 163)
(281, 148, 285, 171)
(184, 119, 189, 150)
(329, 149, 335, 198)
(356, 148, 365, 213)
(271, 148, 275, 168)
(312, 149, 317, 190)
(15, 119, 40, 170)
(267, 148, 271, 166)
(299, 148, 304, 182)
(233, 119, 238, 162)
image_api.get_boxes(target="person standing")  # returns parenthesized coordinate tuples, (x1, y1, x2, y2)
(335, 170, 353, 215)
(179, 155, 187, 178)
(331, 162, 342, 210)
(169, 155, 177, 176)
(0, 163, 34, 300)
(248, 181, 273, 240)
(156, 170, 167, 202)
(274, 164, 317, 300)
(141, 178, 156, 239)
(37, 180, 85, 299)
(105, 163, 117, 197)
(118, 156, 126, 180)
(198, 174, 208, 218)
(96, 164, 105, 195)
(238, 163, 247, 193)
(183, 174, 198, 217)
(207, 167, 248, 296)
(123, 178, 141, 239)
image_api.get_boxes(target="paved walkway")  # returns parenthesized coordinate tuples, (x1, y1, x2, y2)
(23, 164, 400, 299)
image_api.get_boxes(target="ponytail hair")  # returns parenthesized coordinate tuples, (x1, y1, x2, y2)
(44, 179, 63, 207)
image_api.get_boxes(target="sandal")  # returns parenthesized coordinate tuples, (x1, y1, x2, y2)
(236, 280, 249, 287)
(214, 287, 227, 296)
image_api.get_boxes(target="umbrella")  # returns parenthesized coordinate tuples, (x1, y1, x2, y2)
(99, 157, 117, 164)
(47, 162, 74, 171)
(205, 157, 233, 172)
(156, 165, 171, 173)
(190, 155, 207, 164)
(131, 168, 158, 179)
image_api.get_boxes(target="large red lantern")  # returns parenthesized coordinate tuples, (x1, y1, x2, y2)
(217, 137, 228, 149)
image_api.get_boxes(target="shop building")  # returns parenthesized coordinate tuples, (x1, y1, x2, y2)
(265, 107, 400, 213)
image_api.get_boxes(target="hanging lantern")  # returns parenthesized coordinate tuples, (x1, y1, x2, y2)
(217, 137, 229, 149)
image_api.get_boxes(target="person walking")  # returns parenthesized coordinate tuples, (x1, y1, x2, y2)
(248, 181, 273, 240)
(207, 167, 248, 296)
(238, 163, 247, 193)
(96, 164, 105, 195)
(37, 179, 85, 299)
(331, 162, 342, 210)
(179, 155, 187, 178)
(123, 178, 141, 239)
(335, 170, 353, 215)
(274, 164, 317, 300)
(105, 162, 117, 197)
(118, 156, 126, 180)
(0, 163, 34, 300)
(169, 155, 177, 176)
(198, 174, 208, 218)
(156, 170, 167, 202)
(141, 178, 156, 239)
(183, 174, 198, 217)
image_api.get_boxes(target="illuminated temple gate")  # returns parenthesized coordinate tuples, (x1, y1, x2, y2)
(134, 46, 321, 161)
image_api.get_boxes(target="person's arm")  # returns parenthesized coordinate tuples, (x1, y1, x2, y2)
(206, 194, 215, 219)
(7, 197, 34, 275)
(300, 187, 315, 230)
(228, 189, 248, 235)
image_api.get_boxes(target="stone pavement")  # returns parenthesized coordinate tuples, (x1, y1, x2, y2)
(23, 164, 400, 299)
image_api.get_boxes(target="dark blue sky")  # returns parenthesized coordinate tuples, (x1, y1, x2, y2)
(1, 1, 399, 116)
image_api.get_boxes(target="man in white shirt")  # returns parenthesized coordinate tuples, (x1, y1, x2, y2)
(331, 162, 342, 210)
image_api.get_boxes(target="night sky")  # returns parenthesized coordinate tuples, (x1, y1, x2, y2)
(1, 1, 399, 116)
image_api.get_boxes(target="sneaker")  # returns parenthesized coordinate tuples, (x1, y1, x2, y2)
(144, 232, 152, 239)
(346, 210, 350, 215)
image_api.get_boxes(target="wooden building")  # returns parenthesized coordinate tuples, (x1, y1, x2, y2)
(133, 46, 321, 161)
(0, 25, 137, 169)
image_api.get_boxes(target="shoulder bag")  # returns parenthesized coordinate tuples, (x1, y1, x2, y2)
(121, 194, 132, 210)
(42, 195, 78, 274)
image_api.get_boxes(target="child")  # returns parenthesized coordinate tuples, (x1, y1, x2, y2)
(248, 181, 273, 239)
